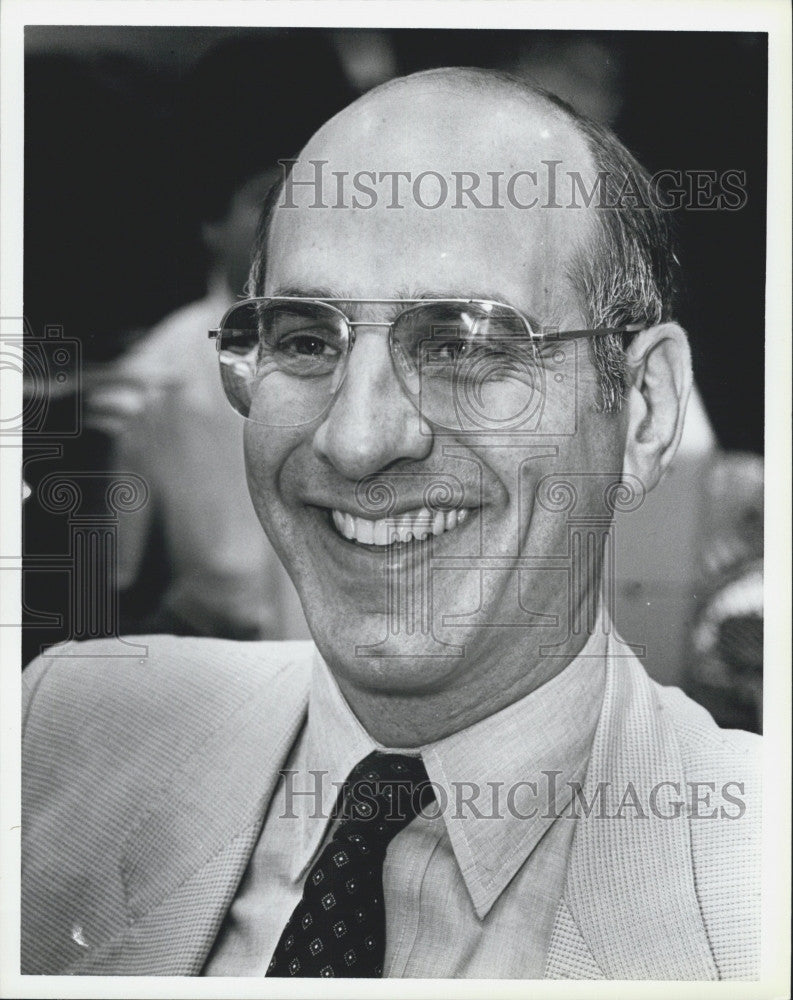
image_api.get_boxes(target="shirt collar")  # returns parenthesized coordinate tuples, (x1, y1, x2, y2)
(295, 632, 608, 918)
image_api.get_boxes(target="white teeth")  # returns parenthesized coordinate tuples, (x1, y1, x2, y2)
(389, 524, 413, 543)
(330, 506, 472, 547)
(413, 507, 433, 534)
(373, 519, 389, 546)
(357, 517, 374, 545)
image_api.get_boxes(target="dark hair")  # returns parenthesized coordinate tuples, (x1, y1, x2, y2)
(249, 175, 284, 298)
(549, 92, 680, 410)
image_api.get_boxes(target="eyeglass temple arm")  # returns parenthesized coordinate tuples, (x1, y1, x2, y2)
(542, 323, 644, 342)
(209, 328, 245, 350)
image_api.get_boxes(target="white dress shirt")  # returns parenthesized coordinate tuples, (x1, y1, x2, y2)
(204, 631, 607, 977)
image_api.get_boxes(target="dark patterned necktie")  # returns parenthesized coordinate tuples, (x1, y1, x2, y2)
(267, 750, 434, 978)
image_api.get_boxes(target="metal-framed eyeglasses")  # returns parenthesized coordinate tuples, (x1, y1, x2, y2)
(208, 297, 642, 431)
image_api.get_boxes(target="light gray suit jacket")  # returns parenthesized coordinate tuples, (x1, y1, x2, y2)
(21, 636, 761, 978)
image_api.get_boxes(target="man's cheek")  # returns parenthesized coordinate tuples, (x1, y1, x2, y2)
(243, 423, 289, 484)
(243, 433, 283, 526)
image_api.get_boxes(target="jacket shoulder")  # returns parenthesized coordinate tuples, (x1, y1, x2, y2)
(23, 632, 314, 710)
(654, 680, 760, 769)
(22, 635, 314, 785)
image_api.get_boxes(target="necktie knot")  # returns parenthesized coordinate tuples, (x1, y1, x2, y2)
(338, 751, 434, 844)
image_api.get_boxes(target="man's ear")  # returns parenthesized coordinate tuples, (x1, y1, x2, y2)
(622, 322, 692, 492)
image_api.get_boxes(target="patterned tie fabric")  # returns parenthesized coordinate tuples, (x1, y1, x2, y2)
(266, 750, 434, 978)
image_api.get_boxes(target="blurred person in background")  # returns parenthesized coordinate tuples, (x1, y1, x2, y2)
(112, 34, 354, 639)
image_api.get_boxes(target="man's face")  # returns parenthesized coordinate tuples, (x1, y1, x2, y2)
(244, 79, 628, 708)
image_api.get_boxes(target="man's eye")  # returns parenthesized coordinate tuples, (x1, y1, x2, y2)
(422, 339, 532, 378)
(437, 340, 469, 362)
(258, 320, 344, 377)
(266, 320, 343, 355)
(281, 333, 339, 358)
(423, 339, 472, 367)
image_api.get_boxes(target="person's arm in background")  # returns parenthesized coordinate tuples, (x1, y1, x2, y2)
(103, 308, 308, 641)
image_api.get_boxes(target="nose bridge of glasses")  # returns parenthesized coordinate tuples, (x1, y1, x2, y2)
(343, 316, 425, 403)
(347, 320, 393, 330)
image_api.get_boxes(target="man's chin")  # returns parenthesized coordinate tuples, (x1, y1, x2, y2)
(311, 621, 473, 698)
(272, 500, 499, 688)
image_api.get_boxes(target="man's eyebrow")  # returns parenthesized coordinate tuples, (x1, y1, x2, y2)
(407, 289, 550, 328)
(270, 286, 529, 308)
(270, 285, 343, 299)
(267, 286, 556, 331)
(266, 286, 575, 334)
(404, 287, 511, 304)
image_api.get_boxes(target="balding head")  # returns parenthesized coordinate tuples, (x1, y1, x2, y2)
(265, 69, 595, 327)
(252, 67, 678, 410)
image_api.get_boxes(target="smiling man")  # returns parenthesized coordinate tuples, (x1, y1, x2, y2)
(22, 69, 760, 980)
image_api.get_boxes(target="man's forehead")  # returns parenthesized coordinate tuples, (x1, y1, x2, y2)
(266, 72, 597, 318)
(296, 72, 592, 188)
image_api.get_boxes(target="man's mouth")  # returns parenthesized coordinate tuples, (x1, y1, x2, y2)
(330, 506, 470, 547)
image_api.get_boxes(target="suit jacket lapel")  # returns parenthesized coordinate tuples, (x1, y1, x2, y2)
(68, 656, 311, 975)
(549, 642, 718, 980)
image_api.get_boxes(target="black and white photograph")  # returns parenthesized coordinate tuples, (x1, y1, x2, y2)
(1, 1, 790, 996)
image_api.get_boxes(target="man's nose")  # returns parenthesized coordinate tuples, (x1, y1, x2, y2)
(312, 331, 432, 479)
